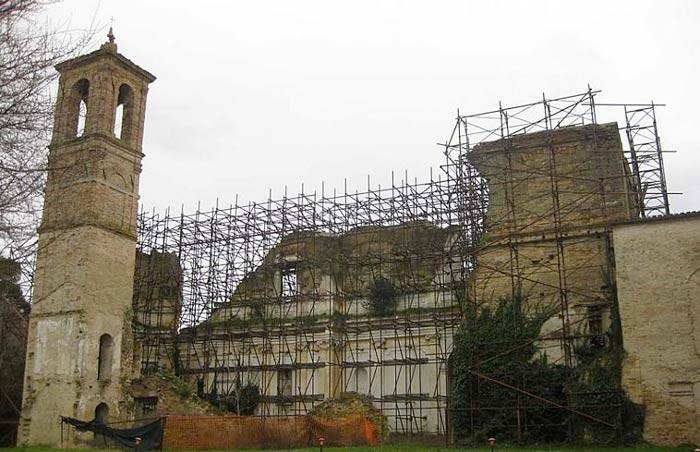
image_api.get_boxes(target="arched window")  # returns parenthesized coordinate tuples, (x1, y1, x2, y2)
(114, 83, 134, 141)
(97, 334, 113, 381)
(94, 402, 109, 424)
(67, 79, 89, 139)
(280, 265, 297, 299)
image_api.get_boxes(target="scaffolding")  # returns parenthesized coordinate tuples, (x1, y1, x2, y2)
(133, 88, 671, 439)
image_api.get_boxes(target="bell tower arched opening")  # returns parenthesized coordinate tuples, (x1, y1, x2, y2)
(66, 78, 89, 139)
(114, 83, 134, 141)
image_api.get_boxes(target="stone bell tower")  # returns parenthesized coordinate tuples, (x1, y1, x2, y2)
(19, 31, 155, 446)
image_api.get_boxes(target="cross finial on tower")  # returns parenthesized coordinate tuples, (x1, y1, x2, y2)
(101, 20, 117, 53)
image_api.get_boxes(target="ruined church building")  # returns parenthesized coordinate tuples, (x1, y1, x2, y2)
(19, 36, 699, 447)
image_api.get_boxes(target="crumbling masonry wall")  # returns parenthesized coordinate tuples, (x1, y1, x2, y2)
(133, 251, 182, 374)
(468, 123, 635, 360)
(20, 38, 692, 446)
(176, 222, 459, 433)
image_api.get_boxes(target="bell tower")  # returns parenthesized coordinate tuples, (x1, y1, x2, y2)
(19, 31, 155, 446)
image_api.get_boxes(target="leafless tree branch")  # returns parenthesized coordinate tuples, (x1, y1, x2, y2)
(0, 0, 95, 291)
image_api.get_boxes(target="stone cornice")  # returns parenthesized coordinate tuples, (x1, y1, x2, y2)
(49, 133, 145, 164)
(55, 46, 156, 83)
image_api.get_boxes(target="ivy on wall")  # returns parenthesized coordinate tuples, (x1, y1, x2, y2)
(450, 295, 566, 443)
(450, 285, 643, 445)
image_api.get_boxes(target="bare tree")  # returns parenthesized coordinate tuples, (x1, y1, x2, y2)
(0, 0, 94, 284)
(0, 1, 94, 444)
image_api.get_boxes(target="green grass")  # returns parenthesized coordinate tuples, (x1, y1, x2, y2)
(5, 445, 695, 452)
(273, 448, 692, 452)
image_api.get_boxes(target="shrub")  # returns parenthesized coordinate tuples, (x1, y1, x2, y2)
(363, 277, 397, 316)
(224, 383, 261, 416)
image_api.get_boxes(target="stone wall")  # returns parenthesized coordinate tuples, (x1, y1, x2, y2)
(20, 227, 137, 444)
(179, 318, 454, 434)
(177, 222, 459, 434)
(614, 213, 700, 446)
(470, 123, 635, 240)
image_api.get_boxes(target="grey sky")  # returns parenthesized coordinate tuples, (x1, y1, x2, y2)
(44, 0, 700, 214)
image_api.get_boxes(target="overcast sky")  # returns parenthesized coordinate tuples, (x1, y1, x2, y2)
(43, 0, 700, 214)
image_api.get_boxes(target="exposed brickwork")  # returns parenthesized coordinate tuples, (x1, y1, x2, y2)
(467, 123, 635, 362)
(470, 123, 635, 239)
(19, 34, 697, 448)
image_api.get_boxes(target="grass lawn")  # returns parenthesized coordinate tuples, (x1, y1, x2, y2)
(261, 448, 694, 452)
(5, 445, 696, 452)
(272, 448, 693, 452)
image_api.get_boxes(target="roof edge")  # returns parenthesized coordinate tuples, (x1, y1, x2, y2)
(612, 211, 700, 227)
(55, 46, 156, 83)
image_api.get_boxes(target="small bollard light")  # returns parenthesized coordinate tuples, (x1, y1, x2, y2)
(488, 437, 496, 452)
(318, 435, 326, 452)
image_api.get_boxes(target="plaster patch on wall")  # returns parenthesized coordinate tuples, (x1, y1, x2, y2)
(33, 315, 83, 376)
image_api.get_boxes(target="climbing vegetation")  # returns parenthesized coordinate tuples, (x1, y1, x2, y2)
(450, 285, 643, 445)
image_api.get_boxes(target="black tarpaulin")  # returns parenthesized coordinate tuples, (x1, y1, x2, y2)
(61, 416, 163, 450)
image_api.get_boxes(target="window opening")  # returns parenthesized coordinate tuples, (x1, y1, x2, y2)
(277, 369, 292, 398)
(281, 266, 297, 300)
(97, 334, 114, 381)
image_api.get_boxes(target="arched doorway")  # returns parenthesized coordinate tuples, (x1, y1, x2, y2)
(94, 402, 109, 424)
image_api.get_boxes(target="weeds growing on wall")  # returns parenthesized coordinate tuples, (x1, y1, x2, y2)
(363, 277, 397, 316)
(567, 270, 644, 444)
(450, 286, 643, 445)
